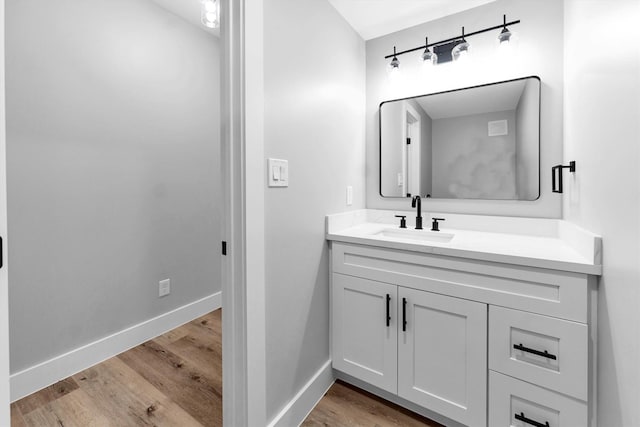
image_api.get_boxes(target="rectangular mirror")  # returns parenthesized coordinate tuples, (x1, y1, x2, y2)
(379, 76, 540, 200)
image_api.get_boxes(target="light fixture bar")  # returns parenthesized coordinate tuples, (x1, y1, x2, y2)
(384, 18, 520, 59)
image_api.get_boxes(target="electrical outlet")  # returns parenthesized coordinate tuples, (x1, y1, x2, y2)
(346, 186, 353, 206)
(159, 279, 171, 297)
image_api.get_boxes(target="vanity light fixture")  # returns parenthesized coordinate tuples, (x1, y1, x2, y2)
(384, 14, 520, 67)
(201, 0, 219, 29)
(387, 46, 401, 80)
(420, 37, 437, 66)
(498, 14, 513, 44)
(451, 27, 471, 62)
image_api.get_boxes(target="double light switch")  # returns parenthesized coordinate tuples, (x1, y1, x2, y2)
(268, 158, 289, 187)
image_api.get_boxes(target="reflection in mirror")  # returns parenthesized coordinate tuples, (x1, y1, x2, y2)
(380, 76, 540, 200)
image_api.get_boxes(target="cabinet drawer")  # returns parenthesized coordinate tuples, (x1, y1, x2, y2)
(489, 371, 588, 427)
(489, 306, 588, 400)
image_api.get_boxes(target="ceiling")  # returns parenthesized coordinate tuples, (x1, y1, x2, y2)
(149, 0, 219, 37)
(327, 0, 497, 40)
(416, 80, 526, 119)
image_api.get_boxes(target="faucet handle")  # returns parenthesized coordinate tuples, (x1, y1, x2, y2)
(431, 218, 445, 232)
(395, 215, 407, 229)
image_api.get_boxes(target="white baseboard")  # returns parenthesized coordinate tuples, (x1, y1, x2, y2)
(10, 292, 221, 402)
(267, 360, 335, 427)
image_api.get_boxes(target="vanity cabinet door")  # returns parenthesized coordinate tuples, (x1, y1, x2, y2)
(398, 288, 487, 427)
(332, 273, 398, 394)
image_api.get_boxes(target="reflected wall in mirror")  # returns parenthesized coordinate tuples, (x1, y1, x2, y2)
(380, 76, 540, 200)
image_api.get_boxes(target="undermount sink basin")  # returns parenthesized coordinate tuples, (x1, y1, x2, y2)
(375, 228, 454, 243)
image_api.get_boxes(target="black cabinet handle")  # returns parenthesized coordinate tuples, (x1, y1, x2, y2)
(513, 343, 557, 360)
(0, 236, 3, 269)
(515, 411, 550, 427)
(385, 294, 391, 327)
(402, 298, 407, 331)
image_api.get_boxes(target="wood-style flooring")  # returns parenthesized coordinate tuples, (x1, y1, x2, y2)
(302, 380, 443, 427)
(11, 310, 222, 427)
(12, 309, 440, 427)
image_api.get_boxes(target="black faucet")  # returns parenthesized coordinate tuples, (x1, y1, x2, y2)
(411, 196, 423, 230)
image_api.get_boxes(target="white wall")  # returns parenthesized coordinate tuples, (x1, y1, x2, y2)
(6, 0, 221, 373)
(431, 110, 516, 199)
(563, 1, 640, 425)
(366, 0, 563, 217)
(263, 0, 366, 421)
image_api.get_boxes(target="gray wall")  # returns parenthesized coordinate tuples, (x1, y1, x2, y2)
(563, 1, 640, 425)
(366, 0, 563, 217)
(515, 79, 540, 199)
(264, 0, 366, 421)
(6, 0, 220, 373)
(432, 110, 517, 199)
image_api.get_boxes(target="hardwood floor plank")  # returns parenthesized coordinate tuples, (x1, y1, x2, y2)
(302, 380, 443, 427)
(165, 334, 222, 382)
(73, 357, 203, 427)
(10, 404, 27, 427)
(117, 337, 222, 426)
(13, 377, 79, 416)
(152, 325, 190, 348)
(21, 389, 113, 427)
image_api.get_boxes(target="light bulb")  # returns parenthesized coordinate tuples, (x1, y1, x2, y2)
(201, 0, 219, 28)
(452, 27, 471, 63)
(204, 0, 217, 12)
(452, 40, 471, 62)
(420, 37, 437, 69)
(498, 27, 512, 44)
(387, 58, 400, 82)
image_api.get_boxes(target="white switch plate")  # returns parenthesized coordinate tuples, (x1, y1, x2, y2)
(159, 279, 171, 297)
(346, 186, 353, 206)
(268, 158, 289, 187)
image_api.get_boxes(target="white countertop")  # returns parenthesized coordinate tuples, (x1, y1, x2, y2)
(326, 210, 602, 275)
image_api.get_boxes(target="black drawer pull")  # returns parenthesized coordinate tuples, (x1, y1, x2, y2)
(515, 411, 550, 427)
(402, 298, 407, 332)
(513, 343, 557, 360)
(385, 294, 391, 327)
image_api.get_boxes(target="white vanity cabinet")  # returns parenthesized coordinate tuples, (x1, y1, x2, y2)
(331, 274, 398, 394)
(329, 240, 598, 427)
(332, 273, 487, 426)
(397, 287, 487, 426)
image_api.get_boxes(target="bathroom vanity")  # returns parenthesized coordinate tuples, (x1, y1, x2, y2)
(326, 210, 602, 427)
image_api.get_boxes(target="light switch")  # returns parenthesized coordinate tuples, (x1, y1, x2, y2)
(268, 158, 289, 187)
(346, 186, 353, 206)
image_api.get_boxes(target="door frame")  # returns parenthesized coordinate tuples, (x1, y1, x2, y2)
(221, 0, 267, 425)
(0, 0, 9, 424)
(403, 102, 421, 197)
